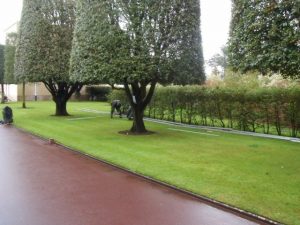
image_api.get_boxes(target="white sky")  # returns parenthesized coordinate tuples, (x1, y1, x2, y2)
(0, 0, 231, 65)
(201, 0, 232, 60)
(0, 0, 23, 44)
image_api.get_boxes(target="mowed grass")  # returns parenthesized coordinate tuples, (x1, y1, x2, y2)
(5, 101, 300, 225)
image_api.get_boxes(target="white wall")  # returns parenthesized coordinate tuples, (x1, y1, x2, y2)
(4, 84, 18, 102)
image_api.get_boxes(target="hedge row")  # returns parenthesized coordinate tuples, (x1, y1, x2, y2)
(85, 86, 111, 101)
(109, 86, 300, 137)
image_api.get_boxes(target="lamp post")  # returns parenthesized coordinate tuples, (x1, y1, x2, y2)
(34, 82, 37, 101)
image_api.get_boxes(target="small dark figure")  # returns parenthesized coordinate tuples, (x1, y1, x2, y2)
(1, 106, 13, 125)
(111, 100, 122, 118)
(126, 106, 134, 120)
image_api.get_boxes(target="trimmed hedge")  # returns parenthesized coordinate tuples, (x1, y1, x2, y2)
(109, 86, 300, 137)
(86, 86, 111, 101)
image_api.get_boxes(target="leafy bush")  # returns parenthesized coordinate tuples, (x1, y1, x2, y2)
(145, 86, 300, 137)
(109, 85, 300, 137)
(85, 86, 111, 101)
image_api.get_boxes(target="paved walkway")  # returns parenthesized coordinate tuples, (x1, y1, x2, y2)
(0, 126, 270, 225)
(144, 118, 300, 143)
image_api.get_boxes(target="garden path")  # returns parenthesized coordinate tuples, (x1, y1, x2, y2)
(0, 126, 271, 225)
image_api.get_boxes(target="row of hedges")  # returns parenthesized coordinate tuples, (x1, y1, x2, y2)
(109, 86, 300, 137)
(85, 86, 112, 101)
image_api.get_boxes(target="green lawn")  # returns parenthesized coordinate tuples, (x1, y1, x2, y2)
(5, 101, 300, 225)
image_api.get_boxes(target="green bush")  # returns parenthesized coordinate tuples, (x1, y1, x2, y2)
(109, 85, 300, 137)
(85, 86, 111, 101)
(143, 86, 300, 137)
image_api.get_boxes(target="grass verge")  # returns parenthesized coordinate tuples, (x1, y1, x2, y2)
(5, 101, 300, 225)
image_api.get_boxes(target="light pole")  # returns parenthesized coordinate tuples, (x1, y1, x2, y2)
(34, 82, 37, 101)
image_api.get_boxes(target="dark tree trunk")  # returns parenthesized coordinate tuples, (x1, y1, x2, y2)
(54, 97, 68, 116)
(124, 79, 157, 134)
(1, 83, 4, 104)
(43, 80, 83, 116)
(130, 105, 146, 133)
(22, 81, 26, 108)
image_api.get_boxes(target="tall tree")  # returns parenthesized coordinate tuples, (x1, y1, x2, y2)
(15, 0, 82, 115)
(228, 0, 300, 78)
(4, 32, 18, 84)
(171, 0, 205, 85)
(0, 45, 4, 103)
(71, 0, 205, 133)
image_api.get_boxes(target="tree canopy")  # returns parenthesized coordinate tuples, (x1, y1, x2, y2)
(168, 0, 205, 85)
(208, 46, 228, 78)
(71, 0, 205, 133)
(15, 0, 82, 115)
(228, 0, 300, 78)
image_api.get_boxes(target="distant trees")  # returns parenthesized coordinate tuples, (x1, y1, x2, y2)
(208, 46, 228, 79)
(0, 45, 4, 103)
(228, 0, 300, 78)
(4, 32, 22, 106)
(15, 0, 82, 115)
(71, 0, 205, 133)
(4, 32, 18, 84)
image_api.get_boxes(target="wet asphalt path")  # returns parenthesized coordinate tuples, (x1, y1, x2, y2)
(0, 126, 265, 225)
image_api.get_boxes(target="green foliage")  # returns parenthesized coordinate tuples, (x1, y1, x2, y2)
(15, 0, 76, 83)
(71, 0, 205, 85)
(0, 45, 4, 84)
(169, 0, 205, 85)
(107, 89, 127, 104)
(222, 71, 262, 89)
(15, 0, 82, 115)
(85, 85, 112, 101)
(206, 71, 300, 89)
(228, 0, 300, 78)
(107, 89, 131, 112)
(4, 32, 18, 84)
(71, 0, 205, 132)
(141, 85, 300, 137)
(208, 46, 228, 78)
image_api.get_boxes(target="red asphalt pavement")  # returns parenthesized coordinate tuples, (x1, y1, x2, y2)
(0, 126, 267, 225)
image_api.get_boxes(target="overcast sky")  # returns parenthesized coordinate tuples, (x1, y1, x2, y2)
(0, 0, 231, 64)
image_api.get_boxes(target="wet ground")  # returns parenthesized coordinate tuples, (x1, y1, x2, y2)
(0, 126, 268, 225)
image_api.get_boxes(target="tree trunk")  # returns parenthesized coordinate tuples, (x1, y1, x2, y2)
(22, 81, 26, 108)
(1, 83, 4, 104)
(43, 80, 83, 117)
(124, 80, 157, 134)
(54, 97, 68, 116)
(130, 105, 147, 133)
